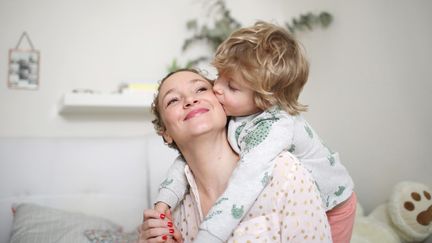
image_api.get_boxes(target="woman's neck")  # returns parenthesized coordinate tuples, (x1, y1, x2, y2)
(178, 131, 239, 215)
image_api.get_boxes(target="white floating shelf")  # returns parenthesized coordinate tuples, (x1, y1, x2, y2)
(59, 92, 155, 114)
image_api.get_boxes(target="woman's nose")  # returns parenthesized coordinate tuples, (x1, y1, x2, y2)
(184, 96, 199, 108)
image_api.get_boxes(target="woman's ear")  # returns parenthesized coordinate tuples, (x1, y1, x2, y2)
(162, 131, 173, 145)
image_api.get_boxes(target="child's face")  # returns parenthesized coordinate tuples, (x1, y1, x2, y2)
(213, 72, 261, 116)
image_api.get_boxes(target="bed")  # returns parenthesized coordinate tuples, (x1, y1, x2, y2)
(0, 135, 178, 242)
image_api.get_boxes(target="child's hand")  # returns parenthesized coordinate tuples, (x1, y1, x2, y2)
(154, 202, 170, 215)
(139, 208, 183, 243)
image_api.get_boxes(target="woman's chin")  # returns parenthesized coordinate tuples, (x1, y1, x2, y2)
(186, 124, 213, 136)
(185, 121, 225, 139)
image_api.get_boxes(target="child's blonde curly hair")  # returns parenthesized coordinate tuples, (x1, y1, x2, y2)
(213, 21, 309, 115)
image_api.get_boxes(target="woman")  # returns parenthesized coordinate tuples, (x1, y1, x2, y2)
(139, 69, 332, 243)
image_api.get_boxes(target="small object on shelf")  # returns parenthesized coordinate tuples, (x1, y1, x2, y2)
(118, 82, 158, 94)
(59, 92, 154, 114)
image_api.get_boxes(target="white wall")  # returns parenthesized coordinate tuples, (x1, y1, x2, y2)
(1, 0, 431, 212)
(284, 0, 432, 212)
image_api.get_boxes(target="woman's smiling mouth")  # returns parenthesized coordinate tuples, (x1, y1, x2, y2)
(184, 108, 209, 120)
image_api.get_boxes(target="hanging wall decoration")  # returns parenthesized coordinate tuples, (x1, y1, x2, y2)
(8, 32, 40, 90)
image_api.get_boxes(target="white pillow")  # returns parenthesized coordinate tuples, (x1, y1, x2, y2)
(9, 203, 122, 243)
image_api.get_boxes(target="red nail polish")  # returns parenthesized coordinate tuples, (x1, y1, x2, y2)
(169, 228, 174, 234)
(162, 235, 167, 240)
(167, 221, 173, 227)
(160, 213, 165, 219)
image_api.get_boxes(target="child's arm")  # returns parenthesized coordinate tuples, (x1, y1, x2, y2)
(154, 155, 188, 210)
(194, 108, 295, 242)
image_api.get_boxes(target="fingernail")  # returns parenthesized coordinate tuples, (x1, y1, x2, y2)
(162, 235, 167, 240)
(160, 213, 165, 219)
(167, 221, 173, 227)
(169, 228, 174, 234)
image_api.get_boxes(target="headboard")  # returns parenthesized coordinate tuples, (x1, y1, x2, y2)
(0, 135, 178, 242)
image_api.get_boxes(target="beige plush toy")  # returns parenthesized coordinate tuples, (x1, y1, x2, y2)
(352, 181, 432, 243)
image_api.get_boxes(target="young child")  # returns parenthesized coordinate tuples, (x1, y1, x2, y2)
(155, 21, 356, 243)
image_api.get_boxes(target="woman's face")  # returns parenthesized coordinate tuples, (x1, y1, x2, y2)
(158, 71, 227, 146)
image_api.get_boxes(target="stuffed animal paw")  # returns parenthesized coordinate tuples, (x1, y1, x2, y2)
(388, 181, 432, 242)
(352, 181, 432, 243)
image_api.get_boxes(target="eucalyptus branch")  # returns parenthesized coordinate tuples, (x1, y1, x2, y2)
(286, 11, 333, 34)
(167, 1, 333, 72)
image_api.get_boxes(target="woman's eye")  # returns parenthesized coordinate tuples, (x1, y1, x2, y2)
(197, 86, 208, 92)
(167, 98, 179, 106)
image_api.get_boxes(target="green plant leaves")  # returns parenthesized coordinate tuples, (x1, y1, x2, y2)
(168, 0, 333, 72)
(286, 11, 333, 34)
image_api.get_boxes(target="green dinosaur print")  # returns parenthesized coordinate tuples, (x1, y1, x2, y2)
(231, 204, 244, 219)
(203, 198, 228, 221)
(327, 154, 335, 166)
(268, 106, 282, 115)
(237, 108, 281, 154)
(242, 118, 277, 153)
(215, 197, 228, 206)
(235, 122, 247, 142)
(160, 178, 173, 188)
(288, 144, 296, 153)
(203, 210, 223, 221)
(304, 124, 314, 138)
(334, 186, 346, 196)
(261, 172, 271, 186)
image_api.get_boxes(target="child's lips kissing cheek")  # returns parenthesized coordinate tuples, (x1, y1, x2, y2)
(219, 103, 228, 115)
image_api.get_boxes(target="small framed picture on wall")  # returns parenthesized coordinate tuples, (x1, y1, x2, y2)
(8, 49, 40, 90)
(8, 32, 40, 90)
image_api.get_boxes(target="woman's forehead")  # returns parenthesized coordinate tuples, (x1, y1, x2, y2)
(168, 71, 204, 82)
(159, 72, 208, 100)
(162, 72, 209, 90)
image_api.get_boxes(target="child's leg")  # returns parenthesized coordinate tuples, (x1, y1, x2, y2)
(326, 192, 357, 243)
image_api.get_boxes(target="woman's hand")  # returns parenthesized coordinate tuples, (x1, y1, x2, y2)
(154, 202, 170, 216)
(139, 208, 183, 243)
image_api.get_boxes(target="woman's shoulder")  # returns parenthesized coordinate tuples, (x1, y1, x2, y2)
(272, 151, 305, 175)
(232, 151, 331, 242)
(270, 151, 318, 193)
